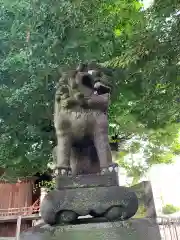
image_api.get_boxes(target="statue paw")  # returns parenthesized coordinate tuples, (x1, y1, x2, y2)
(101, 163, 119, 175)
(63, 99, 78, 108)
(100, 168, 109, 175)
(108, 163, 119, 173)
(55, 167, 72, 176)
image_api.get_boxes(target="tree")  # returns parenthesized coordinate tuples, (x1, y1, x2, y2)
(162, 204, 180, 215)
(106, 1, 180, 130)
(0, 0, 144, 179)
(114, 123, 180, 184)
(0, 0, 179, 180)
(108, 0, 180, 183)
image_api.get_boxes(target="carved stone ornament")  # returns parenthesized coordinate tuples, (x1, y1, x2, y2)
(40, 63, 139, 225)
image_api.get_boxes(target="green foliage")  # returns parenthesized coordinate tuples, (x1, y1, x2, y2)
(162, 204, 180, 215)
(107, 0, 180, 130)
(33, 179, 55, 192)
(0, 0, 180, 179)
(116, 123, 180, 183)
(134, 204, 146, 218)
(0, 0, 144, 179)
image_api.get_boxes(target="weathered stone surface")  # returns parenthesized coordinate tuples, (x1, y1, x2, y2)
(20, 218, 161, 240)
(54, 63, 113, 175)
(131, 181, 157, 218)
(56, 172, 119, 189)
(39, 63, 139, 227)
(40, 186, 138, 225)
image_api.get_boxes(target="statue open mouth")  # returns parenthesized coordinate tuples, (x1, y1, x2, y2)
(81, 74, 111, 95)
(81, 74, 94, 89)
(94, 81, 111, 95)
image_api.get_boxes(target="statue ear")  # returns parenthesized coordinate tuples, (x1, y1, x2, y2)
(76, 63, 88, 72)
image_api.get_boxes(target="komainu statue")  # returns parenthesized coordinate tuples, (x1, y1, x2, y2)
(54, 63, 115, 175)
(40, 63, 138, 225)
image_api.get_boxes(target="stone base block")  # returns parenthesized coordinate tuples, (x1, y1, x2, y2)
(56, 172, 119, 189)
(40, 186, 138, 225)
(20, 219, 161, 240)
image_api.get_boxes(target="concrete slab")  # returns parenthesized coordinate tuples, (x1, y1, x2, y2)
(20, 218, 161, 240)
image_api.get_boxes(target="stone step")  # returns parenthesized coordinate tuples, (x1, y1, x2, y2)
(20, 218, 161, 240)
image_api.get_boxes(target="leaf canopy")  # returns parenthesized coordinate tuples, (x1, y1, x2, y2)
(0, 0, 179, 180)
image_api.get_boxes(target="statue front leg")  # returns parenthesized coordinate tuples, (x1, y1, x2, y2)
(93, 114, 113, 173)
(93, 131, 112, 169)
(56, 118, 72, 176)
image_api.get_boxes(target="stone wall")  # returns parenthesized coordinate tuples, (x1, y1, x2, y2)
(131, 181, 157, 218)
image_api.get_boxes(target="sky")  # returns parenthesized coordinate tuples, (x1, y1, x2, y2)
(148, 158, 180, 215)
(143, 0, 154, 9)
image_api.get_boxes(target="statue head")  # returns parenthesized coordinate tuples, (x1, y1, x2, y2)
(74, 63, 112, 98)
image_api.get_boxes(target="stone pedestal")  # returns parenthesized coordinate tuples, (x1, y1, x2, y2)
(20, 218, 161, 240)
(40, 172, 138, 225)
